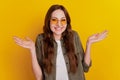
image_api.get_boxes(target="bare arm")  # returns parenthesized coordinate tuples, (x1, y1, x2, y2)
(84, 30, 108, 66)
(13, 37, 42, 80)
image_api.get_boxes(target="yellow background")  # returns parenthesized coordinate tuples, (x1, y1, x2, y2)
(0, 0, 120, 80)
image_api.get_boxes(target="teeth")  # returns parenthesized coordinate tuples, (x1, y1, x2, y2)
(55, 27, 61, 30)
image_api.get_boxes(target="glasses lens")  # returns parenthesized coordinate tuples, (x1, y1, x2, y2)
(50, 18, 58, 25)
(50, 18, 67, 25)
(61, 19, 67, 25)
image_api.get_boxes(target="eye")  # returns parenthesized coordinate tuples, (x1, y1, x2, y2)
(61, 19, 67, 25)
(51, 18, 57, 21)
(61, 19, 66, 21)
(50, 18, 58, 25)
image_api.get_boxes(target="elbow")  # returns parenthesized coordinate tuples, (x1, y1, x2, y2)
(83, 61, 92, 73)
(83, 68, 90, 73)
(36, 74, 42, 80)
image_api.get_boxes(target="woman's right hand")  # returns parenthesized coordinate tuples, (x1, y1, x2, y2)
(13, 36, 43, 80)
(13, 36, 35, 50)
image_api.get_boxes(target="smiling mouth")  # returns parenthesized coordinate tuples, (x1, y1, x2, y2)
(55, 27, 62, 31)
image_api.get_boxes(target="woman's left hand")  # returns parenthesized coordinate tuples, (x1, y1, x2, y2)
(87, 30, 108, 44)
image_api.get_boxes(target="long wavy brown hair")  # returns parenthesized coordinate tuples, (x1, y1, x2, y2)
(43, 4, 78, 74)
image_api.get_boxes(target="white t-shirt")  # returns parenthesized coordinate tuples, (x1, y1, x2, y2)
(56, 40, 69, 80)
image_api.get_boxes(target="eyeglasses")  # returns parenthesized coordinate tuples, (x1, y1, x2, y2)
(50, 18, 67, 25)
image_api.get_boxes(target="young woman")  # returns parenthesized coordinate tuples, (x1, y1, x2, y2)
(13, 4, 108, 80)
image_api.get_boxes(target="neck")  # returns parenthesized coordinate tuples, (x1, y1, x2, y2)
(54, 34, 61, 40)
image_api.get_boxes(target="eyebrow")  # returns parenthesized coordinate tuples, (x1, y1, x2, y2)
(51, 17, 66, 19)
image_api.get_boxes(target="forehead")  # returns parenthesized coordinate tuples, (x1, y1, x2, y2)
(51, 9, 66, 18)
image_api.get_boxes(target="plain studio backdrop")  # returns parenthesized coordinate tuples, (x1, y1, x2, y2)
(0, 0, 119, 80)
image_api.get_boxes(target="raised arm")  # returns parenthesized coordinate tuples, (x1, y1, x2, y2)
(84, 30, 108, 66)
(13, 36, 42, 80)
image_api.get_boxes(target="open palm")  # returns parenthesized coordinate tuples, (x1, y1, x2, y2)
(13, 36, 35, 50)
(88, 30, 108, 44)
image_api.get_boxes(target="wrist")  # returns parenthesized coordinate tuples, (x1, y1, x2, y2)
(29, 45, 36, 53)
(87, 40, 92, 46)
(29, 43, 35, 50)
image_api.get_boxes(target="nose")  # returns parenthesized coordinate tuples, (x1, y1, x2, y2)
(57, 20, 62, 27)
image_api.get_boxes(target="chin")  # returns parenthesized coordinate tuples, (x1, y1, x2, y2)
(54, 31, 63, 35)
(55, 32, 62, 35)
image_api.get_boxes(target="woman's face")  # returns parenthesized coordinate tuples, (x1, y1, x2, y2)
(50, 9, 67, 37)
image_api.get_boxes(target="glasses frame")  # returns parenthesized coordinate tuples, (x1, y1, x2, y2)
(50, 18, 67, 26)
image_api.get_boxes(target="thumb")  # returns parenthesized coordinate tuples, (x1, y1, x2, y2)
(26, 37, 32, 41)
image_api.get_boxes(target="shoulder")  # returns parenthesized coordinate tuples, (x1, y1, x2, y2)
(36, 33, 44, 41)
(72, 30, 79, 38)
(71, 30, 82, 43)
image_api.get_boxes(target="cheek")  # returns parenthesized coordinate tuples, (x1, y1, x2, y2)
(50, 24, 67, 30)
(50, 25, 55, 31)
(50, 22, 55, 28)
(63, 25, 67, 30)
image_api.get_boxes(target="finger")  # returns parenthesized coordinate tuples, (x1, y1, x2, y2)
(13, 36, 19, 41)
(13, 36, 23, 42)
(26, 37, 32, 41)
(13, 36, 24, 45)
(93, 33, 99, 36)
(14, 40, 24, 46)
(89, 33, 99, 40)
(98, 33, 108, 41)
(101, 34, 108, 39)
(14, 38, 23, 45)
(15, 42, 27, 48)
(101, 30, 108, 35)
(15, 42, 23, 46)
(100, 31, 108, 38)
